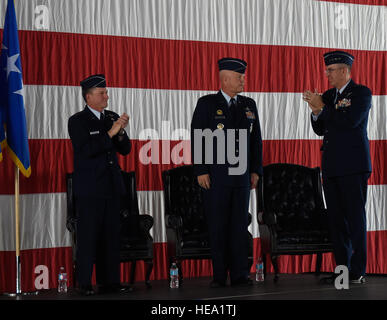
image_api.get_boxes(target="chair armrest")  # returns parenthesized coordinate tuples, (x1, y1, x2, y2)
(261, 211, 277, 225)
(138, 214, 154, 232)
(257, 212, 264, 225)
(66, 217, 77, 233)
(165, 214, 183, 229)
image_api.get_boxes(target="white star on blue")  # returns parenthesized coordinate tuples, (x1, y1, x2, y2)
(6, 53, 22, 79)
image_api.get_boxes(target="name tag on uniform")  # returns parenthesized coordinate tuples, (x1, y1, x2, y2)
(90, 131, 100, 135)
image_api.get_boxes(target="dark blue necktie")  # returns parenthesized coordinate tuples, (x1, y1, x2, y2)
(230, 98, 237, 123)
(334, 90, 340, 104)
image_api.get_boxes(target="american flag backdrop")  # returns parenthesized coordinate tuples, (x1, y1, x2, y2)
(0, 0, 386, 292)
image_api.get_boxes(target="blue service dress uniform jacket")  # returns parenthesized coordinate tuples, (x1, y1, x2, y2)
(68, 107, 131, 197)
(191, 91, 263, 185)
(311, 80, 372, 178)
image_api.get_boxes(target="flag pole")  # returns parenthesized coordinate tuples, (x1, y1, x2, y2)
(4, 165, 21, 297)
(14, 165, 21, 295)
(3, 165, 37, 297)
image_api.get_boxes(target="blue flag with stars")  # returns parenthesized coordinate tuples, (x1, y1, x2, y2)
(0, 0, 31, 177)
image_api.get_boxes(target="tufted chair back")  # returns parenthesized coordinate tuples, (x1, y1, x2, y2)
(163, 166, 211, 255)
(257, 163, 333, 281)
(119, 172, 154, 262)
(163, 166, 209, 249)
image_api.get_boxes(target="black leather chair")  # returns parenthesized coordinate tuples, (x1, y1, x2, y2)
(66, 171, 154, 288)
(256, 163, 333, 282)
(162, 165, 254, 283)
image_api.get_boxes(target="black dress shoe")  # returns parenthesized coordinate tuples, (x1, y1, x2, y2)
(78, 285, 95, 296)
(319, 274, 337, 285)
(209, 280, 226, 288)
(349, 274, 366, 284)
(99, 284, 133, 294)
(231, 278, 253, 287)
(116, 284, 134, 293)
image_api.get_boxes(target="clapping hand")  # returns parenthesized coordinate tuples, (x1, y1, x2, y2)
(108, 113, 130, 138)
(303, 89, 324, 115)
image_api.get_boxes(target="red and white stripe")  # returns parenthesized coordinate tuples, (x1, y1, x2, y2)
(0, 0, 386, 292)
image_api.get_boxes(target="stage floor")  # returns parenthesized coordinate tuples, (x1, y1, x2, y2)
(2, 273, 387, 301)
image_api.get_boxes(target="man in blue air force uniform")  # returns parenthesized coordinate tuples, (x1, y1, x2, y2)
(303, 51, 372, 284)
(68, 74, 132, 295)
(191, 58, 263, 287)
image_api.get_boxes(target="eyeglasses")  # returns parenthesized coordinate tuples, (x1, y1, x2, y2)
(325, 67, 344, 74)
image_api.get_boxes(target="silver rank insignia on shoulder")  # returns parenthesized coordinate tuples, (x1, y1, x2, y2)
(90, 131, 100, 135)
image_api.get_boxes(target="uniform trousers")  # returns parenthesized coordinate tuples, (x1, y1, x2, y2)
(323, 173, 370, 277)
(203, 185, 250, 283)
(75, 196, 121, 287)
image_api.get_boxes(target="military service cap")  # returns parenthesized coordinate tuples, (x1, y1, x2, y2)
(80, 74, 106, 89)
(323, 51, 354, 67)
(218, 57, 247, 74)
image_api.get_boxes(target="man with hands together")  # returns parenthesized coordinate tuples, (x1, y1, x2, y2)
(303, 51, 372, 285)
(68, 74, 132, 295)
